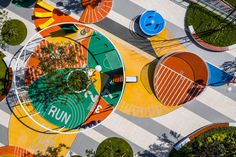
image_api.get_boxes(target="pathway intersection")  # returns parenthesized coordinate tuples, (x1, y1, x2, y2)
(0, 0, 236, 156)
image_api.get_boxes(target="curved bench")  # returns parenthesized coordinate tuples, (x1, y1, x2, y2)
(188, 25, 236, 52)
(174, 122, 236, 150)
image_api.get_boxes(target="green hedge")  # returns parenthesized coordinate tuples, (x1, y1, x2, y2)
(169, 127, 236, 157)
(0, 51, 8, 96)
(1, 19, 27, 46)
(186, 3, 236, 47)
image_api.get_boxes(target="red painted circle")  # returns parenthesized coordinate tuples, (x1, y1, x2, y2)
(153, 52, 208, 106)
(0, 146, 33, 157)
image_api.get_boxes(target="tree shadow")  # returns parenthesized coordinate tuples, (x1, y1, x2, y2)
(0, 0, 11, 8)
(58, 0, 84, 14)
(137, 130, 182, 157)
(220, 58, 236, 77)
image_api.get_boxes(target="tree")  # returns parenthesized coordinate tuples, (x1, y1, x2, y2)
(34, 143, 70, 157)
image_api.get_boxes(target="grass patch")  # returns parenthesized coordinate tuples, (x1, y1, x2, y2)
(186, 3, 236, 46)
(169, 127, 236, 157)
(0, 51, 8, 96)
(224, 0, 236, 8)
(96, 137, 133, 157)
(1, 19, 27, 46)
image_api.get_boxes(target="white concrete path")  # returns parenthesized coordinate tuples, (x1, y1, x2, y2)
(152, 108, 211, 137)
(0, 109, 10, 128)
(130, 0, 186, 29)
(197, 87, 236, 121)
(102, 112, 170, 150)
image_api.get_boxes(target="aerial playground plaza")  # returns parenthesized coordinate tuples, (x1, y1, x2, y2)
(0, 0, 236, 156)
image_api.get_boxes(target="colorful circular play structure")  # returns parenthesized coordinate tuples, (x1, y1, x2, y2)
(13, 22, 125, 134)
(80, 0, 113, 23)
(33, 0, 112, 29)
(139, 10, 165, 36)
(153, 52, 208, 106)
(0, 145, 33, 157)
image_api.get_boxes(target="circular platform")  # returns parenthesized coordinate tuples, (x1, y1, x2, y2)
(153, 52, 208, 106)
(139, 10, 165, 36)
(0, 146, 33, 157)
(80, 0, 113, 23)
(14, 22, 125, 134)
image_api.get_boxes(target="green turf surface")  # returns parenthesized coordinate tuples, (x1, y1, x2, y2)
(0, 52, 8, 97)
(1, 19, 27, 46)
(88, 31, 124, 106)
(169, 127, 236, 157)
(28, 68, 99, 129)
(95, 137, 133, 157)
(186, 3, 236, 46)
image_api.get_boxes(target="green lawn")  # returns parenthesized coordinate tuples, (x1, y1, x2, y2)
(169, 127, 236, 157)
(0, 51, 8, 96)
(225, 0, 236, 8)
(95, 137, 133, 157)
(1, 19, 27, 46)
(186, 3, 236, 46)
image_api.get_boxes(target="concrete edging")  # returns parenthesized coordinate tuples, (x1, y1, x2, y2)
(174, 122, 236, 151)
(188, 25, 236, 52)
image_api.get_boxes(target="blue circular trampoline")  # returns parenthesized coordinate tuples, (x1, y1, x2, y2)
(139, 10, 165, 36)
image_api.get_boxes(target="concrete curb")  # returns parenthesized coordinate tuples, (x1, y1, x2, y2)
(188, 25, 236, 52)
(174, 122, 236, 151)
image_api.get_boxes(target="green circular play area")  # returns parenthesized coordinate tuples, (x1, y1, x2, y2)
(19, 23, 125, 132)
(1, 19, 27, 46)
(96, 137, 133, 157)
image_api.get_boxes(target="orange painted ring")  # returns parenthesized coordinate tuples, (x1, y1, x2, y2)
(153, 52, 208, 106)
(0, 146, 33, 157)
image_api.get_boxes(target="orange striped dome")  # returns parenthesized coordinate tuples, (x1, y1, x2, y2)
(153, 52, 208, 106)
(80, 0, 112, 23)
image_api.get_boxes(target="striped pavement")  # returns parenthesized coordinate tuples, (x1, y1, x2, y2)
(0, 0, 235, 156)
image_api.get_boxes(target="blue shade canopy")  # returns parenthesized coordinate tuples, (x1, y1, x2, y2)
(206, 62, 233, 86)
(139, 10, 165, 36)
